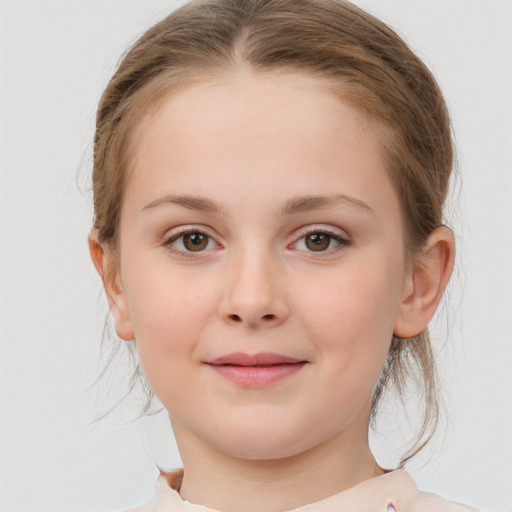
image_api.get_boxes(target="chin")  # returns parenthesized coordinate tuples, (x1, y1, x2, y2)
(221, 441, 303, 461)
(208, 420, 315, 461)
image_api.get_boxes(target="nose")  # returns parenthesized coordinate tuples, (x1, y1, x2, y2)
(218, 248, 290, 329)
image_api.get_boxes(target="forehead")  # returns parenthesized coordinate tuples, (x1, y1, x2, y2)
(125, 68, 399, 224)
(132, 67, 380, 158)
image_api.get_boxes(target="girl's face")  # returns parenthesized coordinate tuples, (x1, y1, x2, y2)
(112, 69, 411, 460)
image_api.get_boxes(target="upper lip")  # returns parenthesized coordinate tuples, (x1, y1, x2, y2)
(206, 352, 305, 366)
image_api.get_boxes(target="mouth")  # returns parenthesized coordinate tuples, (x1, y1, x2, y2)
(205, 352, 308, 387)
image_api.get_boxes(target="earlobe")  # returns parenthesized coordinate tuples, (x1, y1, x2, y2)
(393, 226, 455, 339)
(88, 229, 135, 341)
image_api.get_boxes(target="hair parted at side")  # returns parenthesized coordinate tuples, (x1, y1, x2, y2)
(92, 0, 454, 464)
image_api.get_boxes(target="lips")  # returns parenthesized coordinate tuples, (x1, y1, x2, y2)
(205, 352, 307, 387)
(208, 352, 304, 366)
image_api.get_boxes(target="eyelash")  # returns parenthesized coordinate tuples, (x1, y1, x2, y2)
(292, 227, 350, 255)
(162, 229, 220, 258)
(162, 227, 350, 257)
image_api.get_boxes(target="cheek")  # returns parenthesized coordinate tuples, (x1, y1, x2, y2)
(125, 255, 215, 330)
(292, 264, 401, 423)
(301, 264, 400, 337)
(122, 264, 219, 385)
(293, 255, 402, 374)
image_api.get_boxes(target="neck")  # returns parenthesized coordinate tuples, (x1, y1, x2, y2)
(174, 420, 383, 512)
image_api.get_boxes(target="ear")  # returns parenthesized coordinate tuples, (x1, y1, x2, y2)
(394, 226, 455, 339)
(88, 229, 135, 341)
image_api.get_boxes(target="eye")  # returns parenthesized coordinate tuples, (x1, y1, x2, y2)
(292, 229, 349, 253)
(164, 230, 217, 254)
(304, 233, 334, 251)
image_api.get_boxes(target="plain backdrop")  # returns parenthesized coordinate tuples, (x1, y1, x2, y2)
(0, 1, 511, 511)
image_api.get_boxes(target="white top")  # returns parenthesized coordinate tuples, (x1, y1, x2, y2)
(125, 468, 478, 512)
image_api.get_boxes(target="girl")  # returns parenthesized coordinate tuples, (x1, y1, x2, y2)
(88, 0, 477, 510)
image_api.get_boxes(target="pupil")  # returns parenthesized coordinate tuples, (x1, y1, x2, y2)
(184, 232, 208, 251)
(306, 233, 330, 251)
(190, 233, 203, 245)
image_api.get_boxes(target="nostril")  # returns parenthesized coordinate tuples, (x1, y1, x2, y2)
(223, 312, 281, 325)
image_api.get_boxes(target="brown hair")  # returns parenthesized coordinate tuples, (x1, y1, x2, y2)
(92, 0, 453, 463)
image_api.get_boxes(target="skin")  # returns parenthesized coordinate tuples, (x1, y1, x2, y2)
(90, 67, 455, 512)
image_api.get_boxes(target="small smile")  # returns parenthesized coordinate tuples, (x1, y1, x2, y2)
(205, 352, 308, 387)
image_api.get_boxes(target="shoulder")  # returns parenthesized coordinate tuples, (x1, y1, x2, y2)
(411, 490, 479, 512)
(375, 469, 478, 512)
(122, 469, 187, 512)
(124, 503, 154, 512)
(121, 469, 216, 512)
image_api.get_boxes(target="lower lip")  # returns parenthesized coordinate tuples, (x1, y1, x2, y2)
(207, 362, 306, 387)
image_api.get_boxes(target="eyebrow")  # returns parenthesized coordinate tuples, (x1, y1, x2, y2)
(142, 194, 223, 213)
(281, 194, 374, 216)
(141, 193, 373, 216)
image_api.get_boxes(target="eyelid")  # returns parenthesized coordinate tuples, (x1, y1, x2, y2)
(289, 225, 351, 253)
(299, 225, 350, 238)
(162, 225, 222, 257)
(294, 225, 350, 241)
(161, 224, 350, 258)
